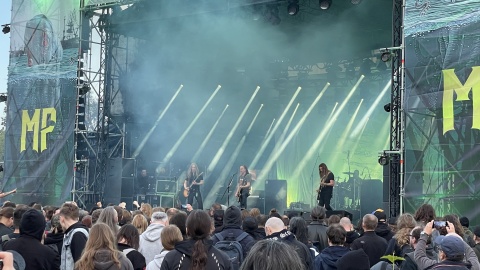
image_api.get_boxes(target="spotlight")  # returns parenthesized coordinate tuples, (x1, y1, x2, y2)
(79, 83, 91, 95)
(384, 103, 391, 112)
(287, 1, 299, 16)
(0, 94, 7, 102)
(319, 0, 332, 10)
(378, 154, 389, 166)
(351, 0, 362, 4)
(2, 24, 10, 34)
(381, 52, 392, 62)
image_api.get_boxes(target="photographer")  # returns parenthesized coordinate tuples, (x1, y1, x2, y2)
(414, 220, 480, 270)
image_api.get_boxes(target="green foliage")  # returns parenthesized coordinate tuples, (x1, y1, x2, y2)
(380, 254, 405, 264)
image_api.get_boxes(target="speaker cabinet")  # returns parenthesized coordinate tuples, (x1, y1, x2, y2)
(265, 180, 287, 214)
(360, 179, 383, 217)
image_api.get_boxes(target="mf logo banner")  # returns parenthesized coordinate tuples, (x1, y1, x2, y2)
(4, 0, 80, 205)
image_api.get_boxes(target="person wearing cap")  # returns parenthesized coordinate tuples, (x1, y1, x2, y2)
(351, 214, 388, 266)
(211, 205, 255, 259)
(373, 209, 394, 242)
(4, 208, 60, 269)
(414, 220, 480, 270)
(139, 211, 168, 265)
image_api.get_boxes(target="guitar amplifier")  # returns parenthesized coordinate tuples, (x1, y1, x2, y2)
(156, 180, 177, 193)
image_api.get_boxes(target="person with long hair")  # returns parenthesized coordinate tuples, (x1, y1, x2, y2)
(183, 163, 204, 210)
(160, 210, 232, 270)
(147, 225, 183, 270)
(140, 203, 153, 220)
(317, 163, 334, 211)
(117, 224, 146, 270)
(289, 216, 318, 256)
(235, 165, 252, 210)
(413, 203, 436, 226)
(383, 213, 417, 258)
(240, 240, 304, 270)
(132, 214, 148, 235)
(75, 223, 133, 270)
(98, 206, 120, 236)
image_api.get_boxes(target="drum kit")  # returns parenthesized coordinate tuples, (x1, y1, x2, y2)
(335, 171, 361, 209)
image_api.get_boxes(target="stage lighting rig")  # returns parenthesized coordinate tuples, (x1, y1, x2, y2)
(0, 94, 7, 102)
(384, 103, 391, 112)
(319, 0, 332, 10)
(2, 24, 10, 34)
(378, 152, 389, 166)
(287, 0, 299, 15)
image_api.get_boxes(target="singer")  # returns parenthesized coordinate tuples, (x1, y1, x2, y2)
(235, 165, 252, 209)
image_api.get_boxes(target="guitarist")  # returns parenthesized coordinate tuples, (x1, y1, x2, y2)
(317, 163, 334, 210)
(235, 165, 252, 210)
(183, 163, 204, 210)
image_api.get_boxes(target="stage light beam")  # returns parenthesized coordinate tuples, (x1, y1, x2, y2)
(207, 86, 261, 172)
(191, 104, 229, 163)
(132, 85, 184, 158)
(161, 85, 222, 165)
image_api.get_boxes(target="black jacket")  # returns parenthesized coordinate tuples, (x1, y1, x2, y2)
(425, 260, 471, 270)
(44, 231, 64, 254)
(345, 230, 360, 248)
(160, 239, 233, 270)
(118, 243, 146, 270)
(0, 223, 13, 237)
(307, 220, 329, 252)
(266, 229, 314, 270)
(64, 222, 89, 262)
(351, 231, 388, 266)
(375, 223, 395, 242)
(315, 245, 349, 270)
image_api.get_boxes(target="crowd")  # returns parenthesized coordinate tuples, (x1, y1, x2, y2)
(0, 199, 478, 270)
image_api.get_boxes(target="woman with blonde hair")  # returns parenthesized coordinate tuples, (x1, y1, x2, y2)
(132, 214, 148, 234)
(384, 213, 417, 257)
(75, 223, 133, 270)
(249, 208, 261, 218)
(146, 225, 183, 270)
(141, 203, 153, 220)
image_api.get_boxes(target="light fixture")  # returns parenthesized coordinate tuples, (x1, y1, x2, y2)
(319, 0, 332, 10)
(0, 94, 7, 102)
(378, 154, 389, 166)
(287, 1, 299, 16)
(1, 24, 10, 34)
(381, 52, 392, 62)
(384, 103, 391, 112)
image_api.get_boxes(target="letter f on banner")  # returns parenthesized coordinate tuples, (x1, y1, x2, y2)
(20, 108, 56, 152)
(442, 66, 480, 134)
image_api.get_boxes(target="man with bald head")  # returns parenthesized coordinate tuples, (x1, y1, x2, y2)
(351, 214, 388, 266)
(265, 217, 313, 270)
(339, 217, 360, 248)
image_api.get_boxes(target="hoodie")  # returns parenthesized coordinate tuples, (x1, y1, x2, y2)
(139, 223, 165, 264)
(375, 222, 394, 242)
(146, 250, 169, 270)
(161, 239, 232, 270)
(315, 245, 350, 270)
(266, 229, 314, 270)
(211, 206, 255, 258)
(93, 249, 133, 270)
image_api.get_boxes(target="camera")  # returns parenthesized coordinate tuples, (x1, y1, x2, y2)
(433, 220, 447, 229)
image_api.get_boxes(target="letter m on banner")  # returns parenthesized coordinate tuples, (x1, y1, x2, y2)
(20, 108, 56, 153)
(442, 67, 480, 134)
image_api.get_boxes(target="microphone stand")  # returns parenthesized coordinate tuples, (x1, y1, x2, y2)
(310, 153, 320, 207)
(221, 173, 237, 207)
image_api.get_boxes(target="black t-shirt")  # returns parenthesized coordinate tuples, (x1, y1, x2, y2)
(238, 173, 252, 194)
(186, 174, 203, 190)
(320, 172, 334, 196)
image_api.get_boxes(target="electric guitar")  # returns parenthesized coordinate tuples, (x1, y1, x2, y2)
(183, 172, 203, 198)
(236, 175, 250, 202)
(316, 173, 329, 200)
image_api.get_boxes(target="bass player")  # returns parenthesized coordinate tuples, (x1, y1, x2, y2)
(183, 163, 204, 210)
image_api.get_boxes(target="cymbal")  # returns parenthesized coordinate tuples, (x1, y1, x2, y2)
(343, 172, 354, 175)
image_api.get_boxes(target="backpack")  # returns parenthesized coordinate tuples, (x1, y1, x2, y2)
(214, 232, 248, 270)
